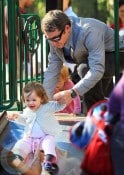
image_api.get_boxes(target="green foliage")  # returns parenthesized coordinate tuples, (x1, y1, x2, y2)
(97, 0, 109, 22)
(72, 0, 97, 18)
(34, 0, 46, 18)
(107, 2, 114, 25)
(29, 0, 113, 23)
(26, 0, 46, 18)
(72, 0, 109, 23)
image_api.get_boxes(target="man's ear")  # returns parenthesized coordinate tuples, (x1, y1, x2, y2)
(65, 25, 71, 32)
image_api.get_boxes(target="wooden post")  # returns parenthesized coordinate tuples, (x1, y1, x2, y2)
(46, 0, 63, 12)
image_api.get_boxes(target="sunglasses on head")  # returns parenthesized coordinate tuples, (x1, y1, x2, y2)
(46, 29, 64, 42)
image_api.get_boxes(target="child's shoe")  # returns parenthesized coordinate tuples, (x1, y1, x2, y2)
(41, 161, 59, 175)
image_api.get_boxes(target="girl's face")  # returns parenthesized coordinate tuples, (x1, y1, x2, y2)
(56, 78, 65, 91)
(24, 91, 41, 111)
(119, 5, 124, 21)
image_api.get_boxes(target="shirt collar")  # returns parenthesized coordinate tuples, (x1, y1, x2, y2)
(64, 6, 73, 15)
(64, 22, 73, 49)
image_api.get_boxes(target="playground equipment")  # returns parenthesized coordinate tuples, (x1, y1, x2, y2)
(0, 0, 47, 111)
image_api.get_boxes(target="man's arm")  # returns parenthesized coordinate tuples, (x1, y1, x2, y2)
(43, 47, 63, 99)
(53, 26, 106, 104)
(73, 27, 105, 96)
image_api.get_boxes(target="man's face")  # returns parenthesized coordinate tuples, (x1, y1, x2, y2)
(44, 25, 71, 48)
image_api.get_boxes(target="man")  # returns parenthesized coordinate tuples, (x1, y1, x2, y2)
(41, 10, 124, 112)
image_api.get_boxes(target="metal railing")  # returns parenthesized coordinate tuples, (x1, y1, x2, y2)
(0, 0, 47, 111)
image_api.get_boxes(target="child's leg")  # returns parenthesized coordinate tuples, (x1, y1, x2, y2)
(42, 135, 57, 159)
(10, 138, 41, 175)
(41, 135, 58, 175)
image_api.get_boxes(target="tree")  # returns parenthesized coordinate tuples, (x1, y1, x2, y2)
(30, 0, 112, 24)
(72, 0, 109, 23)
(27, 0, 46, 18)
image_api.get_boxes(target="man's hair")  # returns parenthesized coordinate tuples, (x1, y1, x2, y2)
(119, 0, 124, 7)
(41, 10, 71, 32)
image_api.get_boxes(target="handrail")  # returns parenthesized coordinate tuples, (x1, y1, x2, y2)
(0, 0, 17, 110)
(0, 0, 44, 111)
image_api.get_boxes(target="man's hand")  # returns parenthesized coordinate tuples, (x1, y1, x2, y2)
(53, 90, 72, 105)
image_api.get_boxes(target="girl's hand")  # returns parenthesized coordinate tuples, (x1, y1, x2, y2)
(7, 114, 19, 121)
(53, 90, 72, 105)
